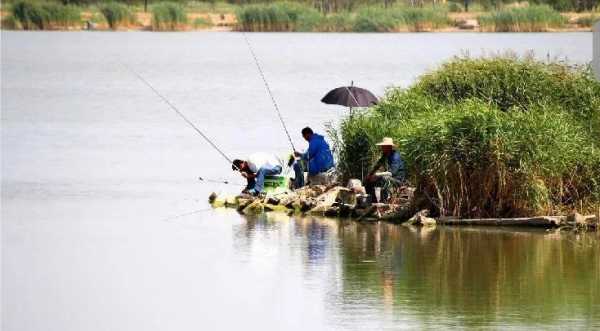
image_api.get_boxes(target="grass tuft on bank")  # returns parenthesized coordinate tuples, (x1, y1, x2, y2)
(152, 2, 188, 31)
(99, 2, 136, 30)
(9, 0, 81, 30)
(478, 5, 566, 32)
(331, 56, 600, 218)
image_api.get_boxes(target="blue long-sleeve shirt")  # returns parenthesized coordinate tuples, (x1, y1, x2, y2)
(301, 134, 334, 175)
(374, 150, 406, 180)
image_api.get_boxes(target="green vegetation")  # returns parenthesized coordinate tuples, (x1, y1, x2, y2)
(332, 56, 600, 218)
(99, 2, 136, 29)
(193, 16, 213, 28)
(9, 0, 81, 30)
(235, 2, 320, 32)
(235, 3, 449, 32)
(479, 5, 566, 32)
(575, 13, 600, 27)
(151, 2, 188, 30)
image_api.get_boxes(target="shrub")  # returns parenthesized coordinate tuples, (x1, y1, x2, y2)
(353, 7, 397, 32)
(193, 16, 213, 28)
(318, 12, 354, 32)
(152, 2, 188, 31)
(478, 5, 566, 32)
(575, 14, 600, 27)
(99, 2, 135, 30)
(332, 56, 600, 218)
(447, 1, 463, 12)
(11, 0, 80, 30)
(235, 2, 320, 32)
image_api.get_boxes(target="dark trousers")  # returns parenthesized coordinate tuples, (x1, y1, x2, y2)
(365, 176, 403, 203)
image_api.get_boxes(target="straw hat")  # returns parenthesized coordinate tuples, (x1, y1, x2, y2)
(376, 137, 396, 147)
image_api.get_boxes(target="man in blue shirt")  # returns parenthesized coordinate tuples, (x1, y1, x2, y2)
(293, 127, 334, 188)
(366, 137, 406, 203)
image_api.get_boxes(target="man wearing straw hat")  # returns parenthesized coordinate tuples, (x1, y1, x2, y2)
(366, 137, 406, 203)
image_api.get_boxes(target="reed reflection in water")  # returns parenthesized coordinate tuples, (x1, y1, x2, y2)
(234, 214, 600, 329)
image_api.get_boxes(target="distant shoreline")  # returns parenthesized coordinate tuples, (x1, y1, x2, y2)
(0, 8, 596, 33)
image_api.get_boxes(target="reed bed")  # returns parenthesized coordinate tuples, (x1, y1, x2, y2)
(99, 2, 136, 30)
(331, 56, 600, 218)
(235, 3, 449, 32)
(478, 5, 566, 32)
(235, 2, 320, 32)
(151, 2, 188, 31)
(9, 0, 81, 30)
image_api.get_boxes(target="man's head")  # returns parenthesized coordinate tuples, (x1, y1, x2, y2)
(232, 159, 247, 171)
(379, 145, 393, 156)
(375, 137, 396, 156)
(301, 127, 314, 142)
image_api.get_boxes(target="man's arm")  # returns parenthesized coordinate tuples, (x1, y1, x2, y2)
(368, 155, 386, 176)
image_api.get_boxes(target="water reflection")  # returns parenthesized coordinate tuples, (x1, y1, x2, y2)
(234, 215, 600, 329)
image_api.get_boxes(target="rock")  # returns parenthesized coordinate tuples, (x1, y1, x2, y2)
(236, 198, 254, 212)
(457, 19, 479, 30)
(347, 179, 366, 194)
(85, 21, 98, 30)
(264, 204, 289, 213)
(310, 187, 356, 214)
(405, 210, 436, 226)
(208, 192, 218, 204)
(567, 212, 587, 226)
(242, 200, 264, 214)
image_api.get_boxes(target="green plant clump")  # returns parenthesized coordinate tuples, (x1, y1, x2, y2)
(331, 56, 600, 218)
(99, 2, 136, 30)
(478, 5, 566, 32)
(152, 2, 188, 31)
(575, 14, 600, 27)
(236, 2, 320, 32)
(10, 0, 81, 30)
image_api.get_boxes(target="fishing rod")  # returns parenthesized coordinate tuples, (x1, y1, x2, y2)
(121, 63, 238, 169)
(242, 32, 296, 152)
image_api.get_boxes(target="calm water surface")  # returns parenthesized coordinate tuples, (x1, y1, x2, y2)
(2, 31, 599, 330)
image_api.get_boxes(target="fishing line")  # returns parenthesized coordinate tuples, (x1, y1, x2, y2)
(160, 207, 214, 223)
(242, 32, 296, 152)
(198, 177, 244, 186)
(121, 63, 237, 168)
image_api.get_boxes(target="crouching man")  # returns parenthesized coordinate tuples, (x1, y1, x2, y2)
(292, 127, 335, 188)
(366, 137, 406, 203)
(232, 153, 283, 196)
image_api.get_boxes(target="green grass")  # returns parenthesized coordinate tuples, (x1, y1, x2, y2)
(575, 14, 600, 27)
(331, 56, 600, 218)
(235, 3, 449, 32)
(99, 2, 136, 30)
(193, 16, 213, 28)
(9, 0, 81, 30)
(478, 5, 566, 32)
(235, 2, 321, 32)
(151, 2, 188, 31)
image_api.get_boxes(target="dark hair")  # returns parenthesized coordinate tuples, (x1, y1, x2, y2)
(301, 127, 313, 136)
(232, 159, 243, 171)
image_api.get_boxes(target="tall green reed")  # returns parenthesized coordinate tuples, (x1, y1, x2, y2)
(151, 2, 188, 31)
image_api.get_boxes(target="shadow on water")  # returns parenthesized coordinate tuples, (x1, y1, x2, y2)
(233, 213, 600, 329)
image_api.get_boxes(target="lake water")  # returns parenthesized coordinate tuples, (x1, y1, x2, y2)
(2, 31, 599, 330)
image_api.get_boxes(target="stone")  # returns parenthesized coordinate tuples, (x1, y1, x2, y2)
(567, 212, 587, 226)
(457, 19, 479, 30)
(242, 200, 264, 214)
(405, 210, 435, 226)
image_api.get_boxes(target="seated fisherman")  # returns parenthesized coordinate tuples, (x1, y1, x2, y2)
(366, 137, 406, 203)
(292, 127, 334, 188)
(232, 152, 283, 196)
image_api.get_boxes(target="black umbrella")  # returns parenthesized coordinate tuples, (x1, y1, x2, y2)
(321, 85, 378, 108)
